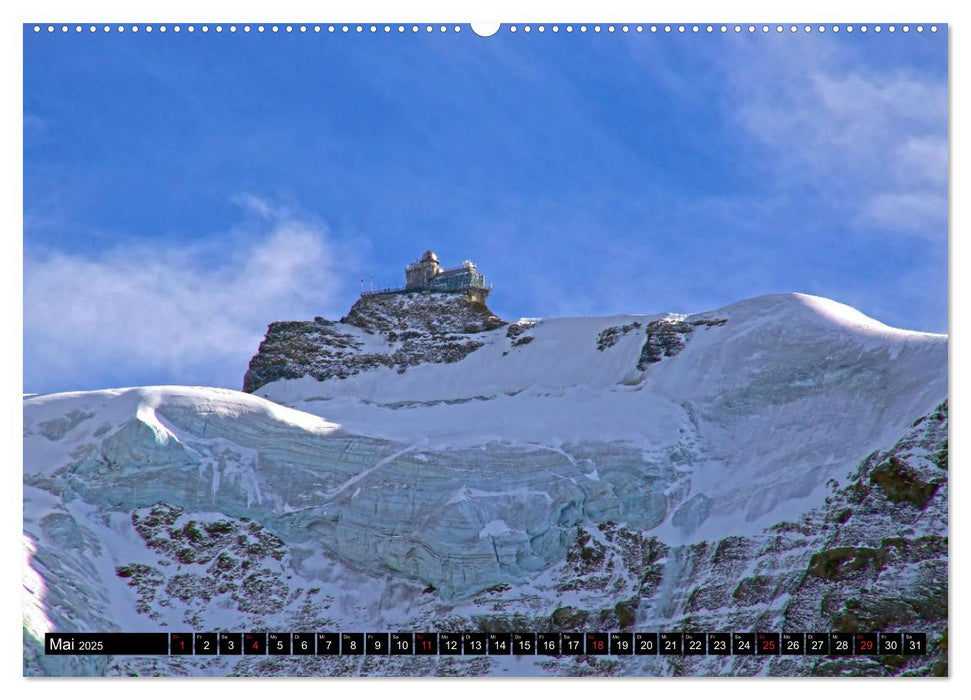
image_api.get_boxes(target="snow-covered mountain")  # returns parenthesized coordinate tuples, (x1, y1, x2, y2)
(23, 292, 947, 676)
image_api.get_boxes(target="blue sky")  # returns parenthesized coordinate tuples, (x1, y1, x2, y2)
(23, 24, 948, 393)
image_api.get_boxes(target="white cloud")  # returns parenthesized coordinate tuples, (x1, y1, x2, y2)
(729, 43, 947, 239)
(860, 192, 948, 235)
(893, 136, 948, 189)
(24, 203, 349, 393)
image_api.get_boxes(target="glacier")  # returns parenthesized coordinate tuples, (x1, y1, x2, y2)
(23, 292, 948, 676)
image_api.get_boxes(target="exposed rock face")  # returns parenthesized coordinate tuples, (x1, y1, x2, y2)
(597, 322, 642, 351)
(341, 292, 504, 335)
(636, 400, 948, 676)
(117, 504, 291, 625)
(637, 317, 727, 370)
(243, 293, 505, 393)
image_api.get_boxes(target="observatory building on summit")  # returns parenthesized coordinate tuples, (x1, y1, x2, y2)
(404, 250, 490, 299)
(364, 250, 492, 303)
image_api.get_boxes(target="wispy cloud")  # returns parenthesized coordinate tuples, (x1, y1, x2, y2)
(727, 41, 947, 240)
(860, 192, 947, 235)
(24, 198, 351, 393)
(892, 135, 948, 189)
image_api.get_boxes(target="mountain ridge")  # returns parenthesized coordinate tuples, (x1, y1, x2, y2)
(23, 291, 948, 676)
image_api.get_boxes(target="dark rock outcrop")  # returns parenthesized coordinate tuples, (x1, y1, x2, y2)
(243, 293, 505, 393)
(637, 317, 727, 370)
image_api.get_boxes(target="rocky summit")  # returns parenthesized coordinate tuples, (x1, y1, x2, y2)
(243, 293, 504, 393)
(24, 292, 947, 676)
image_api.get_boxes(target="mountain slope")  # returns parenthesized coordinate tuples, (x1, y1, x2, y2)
(250, 292, 946, 542)
(23, 293, 947, 676)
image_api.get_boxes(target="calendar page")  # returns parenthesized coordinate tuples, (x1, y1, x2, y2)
(23, 18, 948, 678)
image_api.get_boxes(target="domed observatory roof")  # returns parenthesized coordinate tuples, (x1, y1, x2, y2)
(421, 250, 439, 264)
